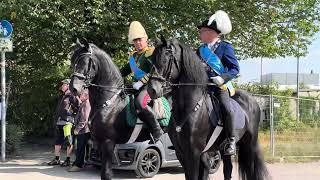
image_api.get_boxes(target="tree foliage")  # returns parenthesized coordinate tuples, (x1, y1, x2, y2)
(1, 0, 319, 135)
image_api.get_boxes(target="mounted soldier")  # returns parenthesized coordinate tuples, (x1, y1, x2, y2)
(120, 21, 164, 142)
(197, 10, 240, 156)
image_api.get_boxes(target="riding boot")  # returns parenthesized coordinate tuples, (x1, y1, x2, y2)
(139, 106, 164, 142)
(224, 114, 236, 155)
(223, 99, 236, 156)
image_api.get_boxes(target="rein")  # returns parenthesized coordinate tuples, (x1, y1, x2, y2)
(87, 82, 135, 90)
(169, 82, 216, 87)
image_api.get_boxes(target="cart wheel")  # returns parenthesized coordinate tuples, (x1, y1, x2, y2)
(135, 149, 161, 178)
(209, 151, 221, 174)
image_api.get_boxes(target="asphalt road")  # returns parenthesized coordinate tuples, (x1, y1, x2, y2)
(0, 143, 320, 180)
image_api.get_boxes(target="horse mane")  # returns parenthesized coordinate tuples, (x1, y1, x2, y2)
(90, 44, 123, 84)
(176, 41, 208, 85)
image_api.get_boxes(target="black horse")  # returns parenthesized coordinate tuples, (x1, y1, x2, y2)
(69, 40, 148, 180)
(147, 37, 269, 180)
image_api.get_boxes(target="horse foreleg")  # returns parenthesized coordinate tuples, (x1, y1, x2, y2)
(100, 139, 115, 180)
(222, 152, 233, 180)
(199, 152, 210, 180)
(182, 148, 201, 180)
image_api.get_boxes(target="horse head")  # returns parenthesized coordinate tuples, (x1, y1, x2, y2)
(148, 35, 182, 99)
(70, 38, 97, 96)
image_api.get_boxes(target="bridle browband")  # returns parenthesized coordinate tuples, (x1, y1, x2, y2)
(71, 46, 95, 84)
(150, 44, 181, 88)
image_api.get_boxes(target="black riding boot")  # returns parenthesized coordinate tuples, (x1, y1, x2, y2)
(215, 90, 236, 156)
(224, 111, 236, 156)
(139, 106, 164, 142)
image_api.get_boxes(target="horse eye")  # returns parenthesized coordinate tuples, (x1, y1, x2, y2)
(161, 54, 168, 63)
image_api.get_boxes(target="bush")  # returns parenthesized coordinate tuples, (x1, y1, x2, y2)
(0, 124, 23, 155)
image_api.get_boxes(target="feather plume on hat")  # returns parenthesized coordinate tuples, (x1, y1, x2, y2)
(207, 10, 232, 35)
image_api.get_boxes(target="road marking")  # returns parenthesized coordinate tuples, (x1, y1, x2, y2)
(0, 165, 52, 170)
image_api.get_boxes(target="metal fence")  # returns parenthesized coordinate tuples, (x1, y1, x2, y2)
(255, 94, 320, 159)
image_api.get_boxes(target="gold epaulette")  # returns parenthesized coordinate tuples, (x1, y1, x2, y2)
(129, 51, 136, 56)
(145, 47, 155, 57)
(140, 74, 150, 84)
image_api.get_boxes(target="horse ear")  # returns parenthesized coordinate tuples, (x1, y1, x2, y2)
(80, 37, 90, 50)
(160, 34, 167, 45)
(76, 38, 84, 47)
(155, 37, 162, 47)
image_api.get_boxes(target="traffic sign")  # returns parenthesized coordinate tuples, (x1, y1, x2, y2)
(0, 20, 13, 38)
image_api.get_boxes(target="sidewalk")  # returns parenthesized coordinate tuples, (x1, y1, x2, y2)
(0, 140, 187, 180)
(1, 140, 320, 180)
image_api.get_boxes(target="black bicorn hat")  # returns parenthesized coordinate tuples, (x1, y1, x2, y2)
(197, 20, 221, 34)
(196, 10, 232, 35)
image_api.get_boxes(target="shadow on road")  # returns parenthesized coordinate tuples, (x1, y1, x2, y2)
(0, 163, 184, 179)
(0, 138, 185, 179)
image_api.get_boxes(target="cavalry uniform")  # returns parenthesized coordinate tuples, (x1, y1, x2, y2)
(120, 46, 154, 84)
(198, 40, 239, 96)
(120, 21, 163, 142)
(197, 10, 240, 156)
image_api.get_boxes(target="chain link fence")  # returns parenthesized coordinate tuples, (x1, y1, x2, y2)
(255, 94, 320, 159)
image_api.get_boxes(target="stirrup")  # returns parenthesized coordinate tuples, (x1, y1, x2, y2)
(224, 138, 236, 156)
(149, 130, 163, 144)
(149, 133, 157, 144)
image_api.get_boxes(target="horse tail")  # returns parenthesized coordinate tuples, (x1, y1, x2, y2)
(238, 132, 269, 180)
(238, 94, 270, 180)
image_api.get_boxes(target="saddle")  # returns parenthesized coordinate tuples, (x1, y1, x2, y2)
(125, 95, 171, 144)
(125, 95, 171, 127)
(206, 93, 246, 130)
(201, 92, 247, 152)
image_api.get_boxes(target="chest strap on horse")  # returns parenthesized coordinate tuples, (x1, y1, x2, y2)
(102, 89, 123, 108)
(176, 96, 205, 132)
(88, 89, 123, 129)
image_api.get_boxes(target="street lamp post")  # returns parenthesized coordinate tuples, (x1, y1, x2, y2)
(260, 57, 263, 84)
(296, 36, 300, 122)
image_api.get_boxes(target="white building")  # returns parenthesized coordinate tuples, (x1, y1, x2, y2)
(261, 72, 320, 90)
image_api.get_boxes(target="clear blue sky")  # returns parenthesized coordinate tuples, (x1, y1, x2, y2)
(239, 33, 320, 84)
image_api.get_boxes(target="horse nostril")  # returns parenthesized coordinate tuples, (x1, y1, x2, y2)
(72, 89, 78, 95)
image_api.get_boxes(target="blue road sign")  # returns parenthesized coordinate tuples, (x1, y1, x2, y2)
(0, 20, 13, 38)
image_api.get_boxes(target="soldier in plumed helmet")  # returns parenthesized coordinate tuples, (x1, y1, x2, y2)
(197, 10, 240, 156)
(120, 21, 164, 142)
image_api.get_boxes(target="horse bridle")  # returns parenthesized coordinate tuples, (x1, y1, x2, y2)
(71, 46, 96, 85)
(150, 45, 180, 88)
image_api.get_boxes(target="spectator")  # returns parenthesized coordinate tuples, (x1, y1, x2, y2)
(48, 79, 80, 167)
(68, 89, 91, 172)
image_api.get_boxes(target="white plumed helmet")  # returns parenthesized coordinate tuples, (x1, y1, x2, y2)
(197, 10, 232, 35)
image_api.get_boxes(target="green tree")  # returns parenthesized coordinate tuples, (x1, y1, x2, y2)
(0, 0, 319, 135)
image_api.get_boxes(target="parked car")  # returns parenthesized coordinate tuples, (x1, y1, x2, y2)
(88, 133, 221, 178)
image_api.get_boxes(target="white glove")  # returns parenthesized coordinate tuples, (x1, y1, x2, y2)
(210, 76, 225, 86)
(133, 81, 144, 90)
